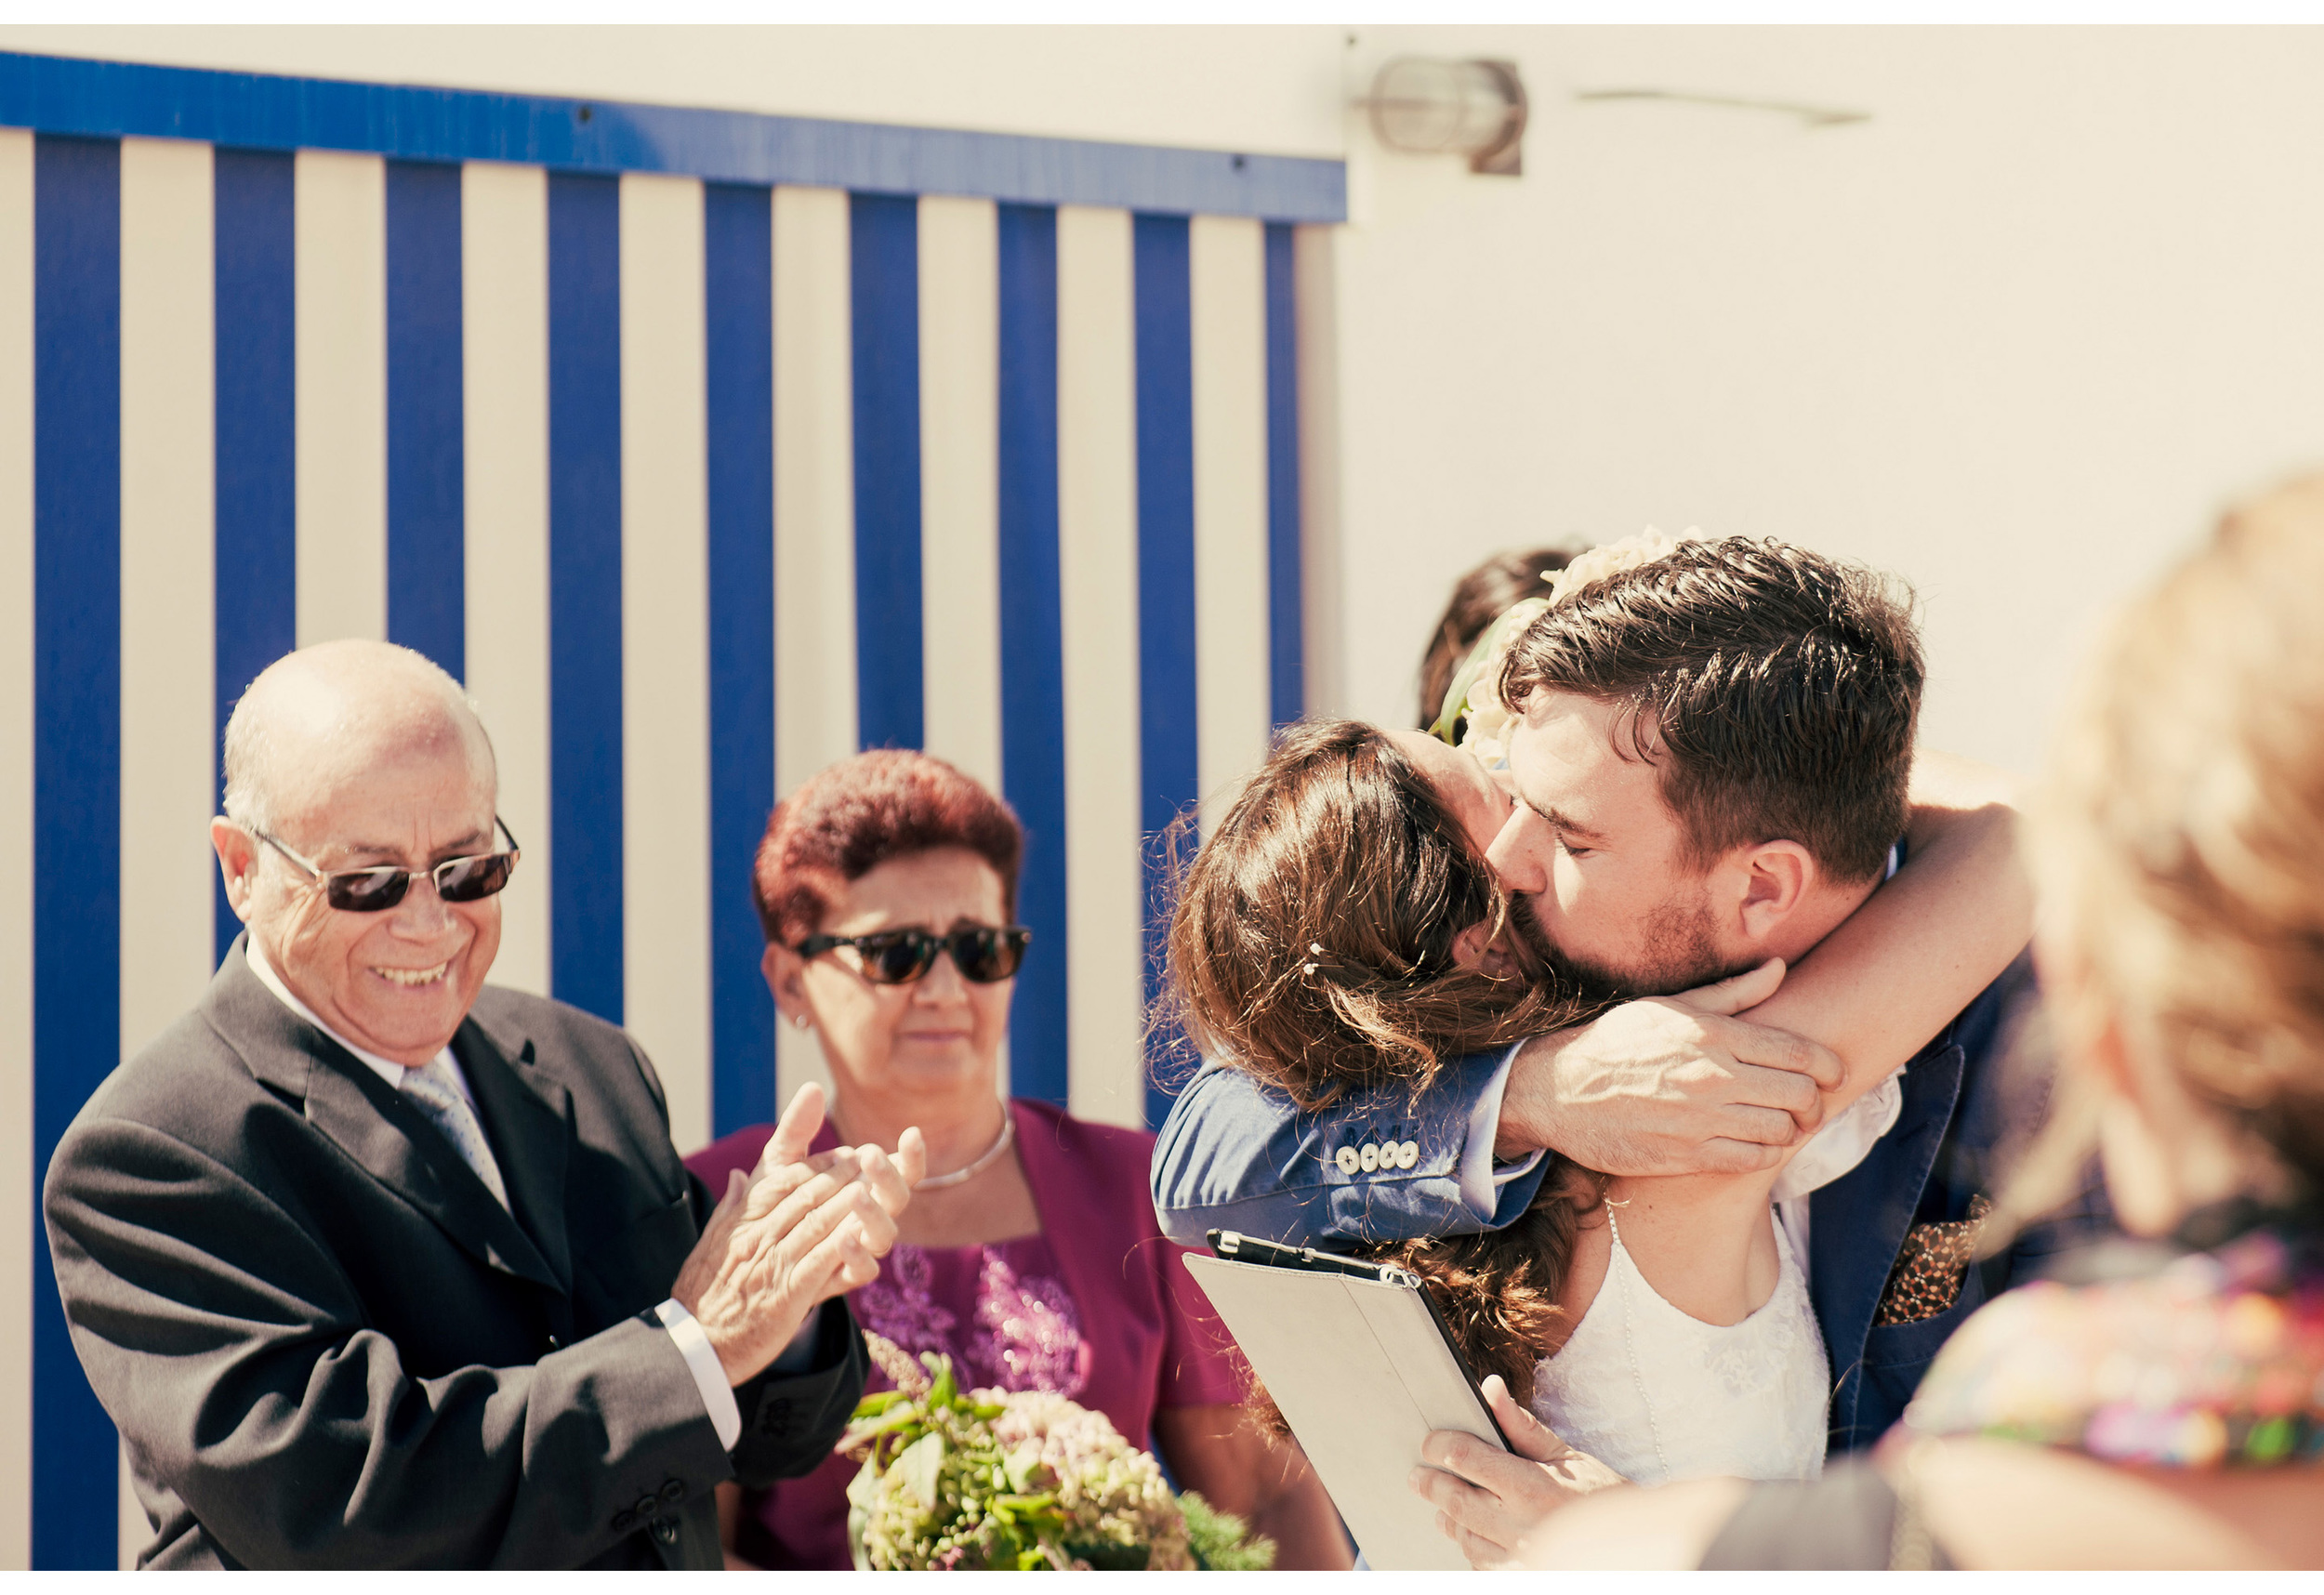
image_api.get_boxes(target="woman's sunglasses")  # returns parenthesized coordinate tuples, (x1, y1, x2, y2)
(796, 924, 1032, 985)
(251, 817, 522, 913)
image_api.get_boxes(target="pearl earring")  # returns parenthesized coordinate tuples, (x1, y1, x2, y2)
(792, 1012, 811, 1032)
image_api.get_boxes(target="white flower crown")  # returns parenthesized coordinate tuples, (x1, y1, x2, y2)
(1428, 527, 1698, 766)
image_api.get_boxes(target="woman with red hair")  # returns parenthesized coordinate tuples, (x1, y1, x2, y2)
(689, 749, 1349, 1570)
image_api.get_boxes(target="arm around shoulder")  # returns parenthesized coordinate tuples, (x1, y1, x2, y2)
(1149, 1057, 1534, 1250)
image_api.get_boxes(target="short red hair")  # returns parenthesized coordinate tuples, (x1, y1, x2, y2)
(752, 749, 1024, 947)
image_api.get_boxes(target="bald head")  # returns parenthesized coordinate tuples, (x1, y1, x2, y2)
(223, 640, 495, 836)
(216, 641, 508, 1065)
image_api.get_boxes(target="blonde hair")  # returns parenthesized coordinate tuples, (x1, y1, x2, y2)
(2008, 474, 2324, 1222)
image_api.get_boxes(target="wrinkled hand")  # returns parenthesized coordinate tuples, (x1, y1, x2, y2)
(1410, 1375, 1628, 1569)
(1497, 959, 1844, 1174)
(670, 1083, 928, 1383)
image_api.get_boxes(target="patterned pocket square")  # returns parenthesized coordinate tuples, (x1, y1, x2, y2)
(1875, 1194, 1993, 1327)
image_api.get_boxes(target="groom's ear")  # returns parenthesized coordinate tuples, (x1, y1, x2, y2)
(1733, 840, 1816, 944)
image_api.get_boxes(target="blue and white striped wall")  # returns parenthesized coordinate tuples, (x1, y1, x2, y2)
(0, 51, 1342, 1569)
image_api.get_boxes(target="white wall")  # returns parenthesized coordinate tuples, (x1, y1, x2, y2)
(1326, 25, 2324, 773)
(10, 20, 2323, 778)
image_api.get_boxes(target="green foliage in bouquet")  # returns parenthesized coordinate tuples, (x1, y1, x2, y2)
(840, 1334, 1277, 1572)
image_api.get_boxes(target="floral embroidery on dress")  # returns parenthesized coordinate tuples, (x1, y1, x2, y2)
(969, 1253, 1091, 1398)
(853, 1243, 1089, 1399)
(854, 1246, 963, 1366)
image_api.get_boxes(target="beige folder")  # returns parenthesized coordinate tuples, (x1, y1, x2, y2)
(1181, 1251, 1508, 1571)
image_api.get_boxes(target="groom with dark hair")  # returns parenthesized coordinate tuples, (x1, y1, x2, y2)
(1151, 537, 2106, 1552)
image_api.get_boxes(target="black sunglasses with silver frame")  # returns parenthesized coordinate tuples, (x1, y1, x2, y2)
(796, 923, 1032, 985)
(246, 815, 522, 913)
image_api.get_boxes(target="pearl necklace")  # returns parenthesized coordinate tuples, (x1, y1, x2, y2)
(914, 1110, 1015, 1191)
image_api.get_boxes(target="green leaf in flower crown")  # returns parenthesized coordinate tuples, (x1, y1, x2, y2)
(1430, 597, 1551, 745)
(927, 1355, 957, 1410)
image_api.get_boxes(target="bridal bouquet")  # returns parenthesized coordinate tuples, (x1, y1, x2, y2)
(840, 1334, 1275, 1571)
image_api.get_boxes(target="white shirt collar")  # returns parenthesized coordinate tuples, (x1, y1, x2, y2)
(243, 938, 469, 1104)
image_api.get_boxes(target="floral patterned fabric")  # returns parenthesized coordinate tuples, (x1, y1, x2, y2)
(1904, 1220, 2324, 1468)
(854, 1240, 1094, 1401)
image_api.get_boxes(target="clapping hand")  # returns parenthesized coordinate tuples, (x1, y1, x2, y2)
(1408, 1374, 1627, 1569)
(671, 1082, 927, 1384)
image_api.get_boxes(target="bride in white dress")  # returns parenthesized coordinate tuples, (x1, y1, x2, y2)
(1169, 718, 2018, 1513)
(1391, 723, 1944, 1491)
(1522, 1076, 1901, 1485)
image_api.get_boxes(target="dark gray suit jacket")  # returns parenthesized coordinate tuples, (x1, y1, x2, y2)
(43, 937, 866, 1569)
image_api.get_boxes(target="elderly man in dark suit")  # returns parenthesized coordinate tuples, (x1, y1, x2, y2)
(43, 639, 925, 1569)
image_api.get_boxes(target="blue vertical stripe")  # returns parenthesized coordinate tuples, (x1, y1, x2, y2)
(32, 133, 124, 1572)
(546, 173, 624, 1024)
(705, 182, 776, 1138)
(848, 191, 923, 753)
(384, 159, 465, 680)
(1131, 213, 1198, 1132)
(1262, 222, 1303, 732)
(211, 147, 297, 962)
(996, 204, 1068, 1109)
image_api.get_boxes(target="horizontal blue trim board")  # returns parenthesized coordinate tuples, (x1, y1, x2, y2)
(0, 49, 1347, 224)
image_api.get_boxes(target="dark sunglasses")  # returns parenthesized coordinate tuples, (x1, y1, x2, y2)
(796, 924, 1031, 985)
(251, 816, 522, 913)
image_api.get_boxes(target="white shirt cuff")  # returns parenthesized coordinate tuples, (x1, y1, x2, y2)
(654, 1298, 742, 1452)
(1459, 1041, 1538, 1218)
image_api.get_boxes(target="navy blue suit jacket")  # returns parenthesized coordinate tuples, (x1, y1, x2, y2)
(1151, 949, 2108, 1453)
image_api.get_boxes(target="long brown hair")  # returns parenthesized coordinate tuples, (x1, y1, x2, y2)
(1165, 718, 1605, 1411)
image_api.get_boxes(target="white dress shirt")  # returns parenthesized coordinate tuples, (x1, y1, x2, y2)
(241, 940, 743, 1449)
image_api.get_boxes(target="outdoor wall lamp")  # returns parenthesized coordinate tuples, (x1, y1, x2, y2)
(1362, 57, 1528, 177)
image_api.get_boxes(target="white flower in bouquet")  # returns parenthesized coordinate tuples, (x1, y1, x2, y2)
(839, 1334, 1274, 1572)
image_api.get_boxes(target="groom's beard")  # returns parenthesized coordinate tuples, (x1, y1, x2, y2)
(1509, 882, 1741, 1003)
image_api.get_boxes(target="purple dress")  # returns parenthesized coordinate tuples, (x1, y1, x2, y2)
(686, 1098, 1244, 1570)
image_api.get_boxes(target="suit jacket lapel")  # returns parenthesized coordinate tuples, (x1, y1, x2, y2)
(456, 1011, 574, 1294)
(1809, 1032, 1967, 1449)
(205, 937, 562, 1291)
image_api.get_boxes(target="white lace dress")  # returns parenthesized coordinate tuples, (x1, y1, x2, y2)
(1529, 1209, 1829, 1485)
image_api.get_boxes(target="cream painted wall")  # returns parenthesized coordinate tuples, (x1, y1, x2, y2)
(1325, 25, 2324, 774)
(9, 22, 2322, 781)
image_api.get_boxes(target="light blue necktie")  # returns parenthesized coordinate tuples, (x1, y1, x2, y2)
(402, 1056, 510, 1210)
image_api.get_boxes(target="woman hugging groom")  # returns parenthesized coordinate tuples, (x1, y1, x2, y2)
(1151, 532, 2100, 1555)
